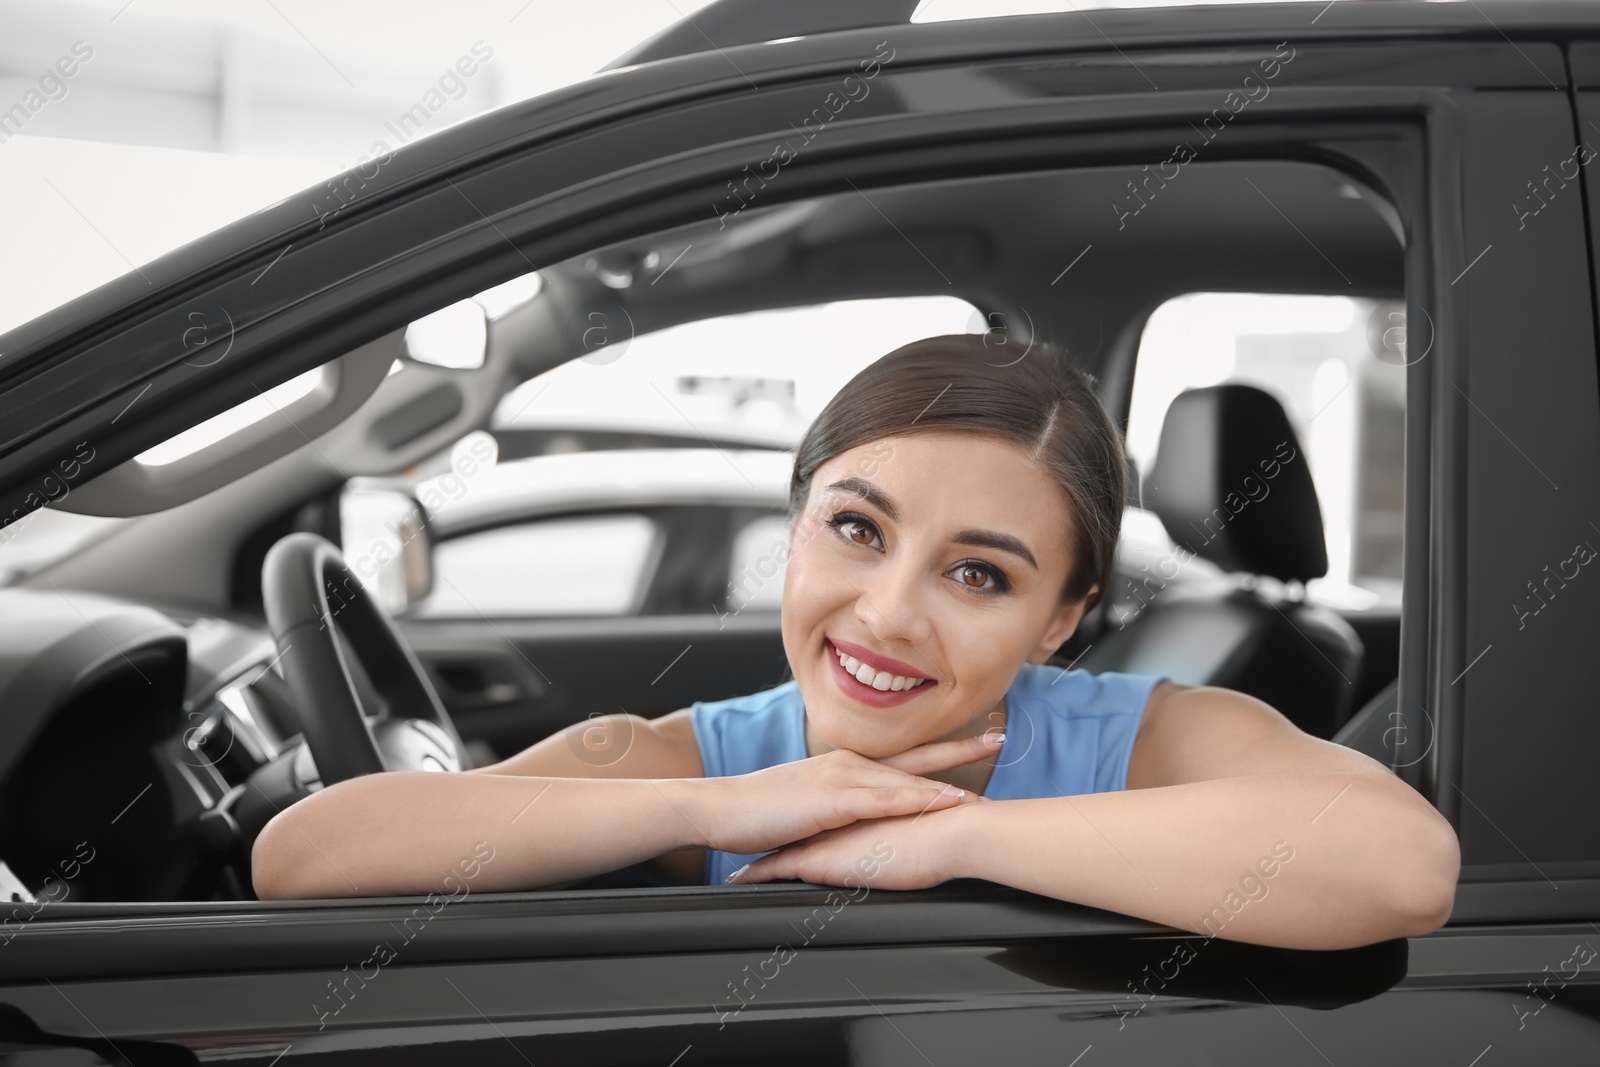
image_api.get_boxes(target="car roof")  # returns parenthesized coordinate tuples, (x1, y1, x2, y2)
(603, 0, 1600, 70)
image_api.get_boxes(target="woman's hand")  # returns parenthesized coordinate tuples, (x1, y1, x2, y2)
(725, 808, 965, 890)
(686, 731, 1001, 858)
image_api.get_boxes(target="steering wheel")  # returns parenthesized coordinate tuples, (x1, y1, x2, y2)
(261, 532, 467, 787)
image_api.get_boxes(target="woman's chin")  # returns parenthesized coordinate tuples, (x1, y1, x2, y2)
(807, 704, 912, 759)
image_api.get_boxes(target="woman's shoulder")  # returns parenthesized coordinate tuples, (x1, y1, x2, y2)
(999, 664, 1174, 796)
(688, 678, 801, 718)
(652, 680, 800, 758)
(685, 679, 805, 778)
(1009, 662, 1170, 720)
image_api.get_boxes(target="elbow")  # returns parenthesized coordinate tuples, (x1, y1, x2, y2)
(1393, 807, 1462, 938)
(251, 801, 343, 900)
(250, 809, 306, 900)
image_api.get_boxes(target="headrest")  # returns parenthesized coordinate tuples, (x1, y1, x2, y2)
(1144, 384, 1328, 582)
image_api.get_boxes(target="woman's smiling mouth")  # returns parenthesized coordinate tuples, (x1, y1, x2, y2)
(825, 637, 937, 707)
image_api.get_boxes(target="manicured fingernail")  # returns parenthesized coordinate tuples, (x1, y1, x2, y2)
(941, 785, 965, 798)
(982, 729, 1006, 744)
(726, 864, 750, 883)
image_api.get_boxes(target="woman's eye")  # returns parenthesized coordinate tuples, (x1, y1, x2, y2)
(841, 521, 877, 545)
(951, 561, 1008, 594)
(829, 513, 881, 547)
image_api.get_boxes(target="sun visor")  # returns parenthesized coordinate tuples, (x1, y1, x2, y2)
(53, 329, 402, 517)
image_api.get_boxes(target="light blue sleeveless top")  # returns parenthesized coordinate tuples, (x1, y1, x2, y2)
(690, 662, 1169, 886)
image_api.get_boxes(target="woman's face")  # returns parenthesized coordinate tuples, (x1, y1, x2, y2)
(781, 430, 1096, 758)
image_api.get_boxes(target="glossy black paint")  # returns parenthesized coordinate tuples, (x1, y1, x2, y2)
(3, 2, 1600, 1062)
(4, 891, 1599, 1062)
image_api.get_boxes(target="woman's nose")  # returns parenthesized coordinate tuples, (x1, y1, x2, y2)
(851, 557, 933, 648)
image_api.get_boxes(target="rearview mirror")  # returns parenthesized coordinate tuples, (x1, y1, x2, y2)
(403, 299, 487, 370)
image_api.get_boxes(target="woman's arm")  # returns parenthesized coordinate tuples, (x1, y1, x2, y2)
(250, 711, 999, 899)
(731, 684, 1462, 951)
(252, 772, 711, 898)
(466, 707, 709, 887)
(250, 712, 711, 898)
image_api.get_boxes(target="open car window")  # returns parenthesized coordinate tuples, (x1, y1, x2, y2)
(413, 514, 659, 618)
(0, 5, 1476, 935)
(1128, 292, 1406, 610)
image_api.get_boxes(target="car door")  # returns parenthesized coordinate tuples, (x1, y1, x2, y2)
(3, 4, 1600, 1064)
(399, 495, 791, 760)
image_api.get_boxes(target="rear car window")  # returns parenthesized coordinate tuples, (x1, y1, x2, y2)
(410, 514, 658, 617)
(1127, 292, 1406, 609)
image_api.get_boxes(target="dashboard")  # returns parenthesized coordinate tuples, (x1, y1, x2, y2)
(0, 587, 308, 903)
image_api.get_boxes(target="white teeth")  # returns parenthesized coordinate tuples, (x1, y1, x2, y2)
(834, 647, 928, 692)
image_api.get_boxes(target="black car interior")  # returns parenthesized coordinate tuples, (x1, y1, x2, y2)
(0, 154, 1407, 902)
(1076, 382, 1365, 741)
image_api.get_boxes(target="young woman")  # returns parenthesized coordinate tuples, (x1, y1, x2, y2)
(252, 334, 1459, 951)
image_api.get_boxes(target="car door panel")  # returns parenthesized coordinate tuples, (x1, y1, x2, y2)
(4, 895, 1599, 1063)
(405, 501, 786, 757)
(400, 613, 787, 759)
(1439, 82, 1600, 885)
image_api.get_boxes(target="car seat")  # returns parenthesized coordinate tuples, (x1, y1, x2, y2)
(1075, 384, 1365, 739)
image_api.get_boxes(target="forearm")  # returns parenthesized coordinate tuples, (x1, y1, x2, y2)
(943, 772, 1460, 950)
(252, 772, 706, 898)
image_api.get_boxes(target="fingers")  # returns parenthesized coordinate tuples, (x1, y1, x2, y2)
(726, 858, 769, 884)
(874, 729, 1006, 775)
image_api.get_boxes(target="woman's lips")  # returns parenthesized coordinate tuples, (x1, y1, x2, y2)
(825, 639, 937, 708)
(828, 637, 931, 682)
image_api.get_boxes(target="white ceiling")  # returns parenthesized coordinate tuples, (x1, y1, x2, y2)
(0, 0, 715, 334)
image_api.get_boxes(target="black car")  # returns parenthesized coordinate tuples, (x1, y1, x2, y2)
(2, 0, 1598, 1062)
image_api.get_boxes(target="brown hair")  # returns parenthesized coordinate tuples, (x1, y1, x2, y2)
(789, 334, 1125, 612)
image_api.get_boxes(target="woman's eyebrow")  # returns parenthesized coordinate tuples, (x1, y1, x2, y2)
(825, 477, 1039, 570)
(826, 477, 898, 520)
(952, 529, 1039, 570)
